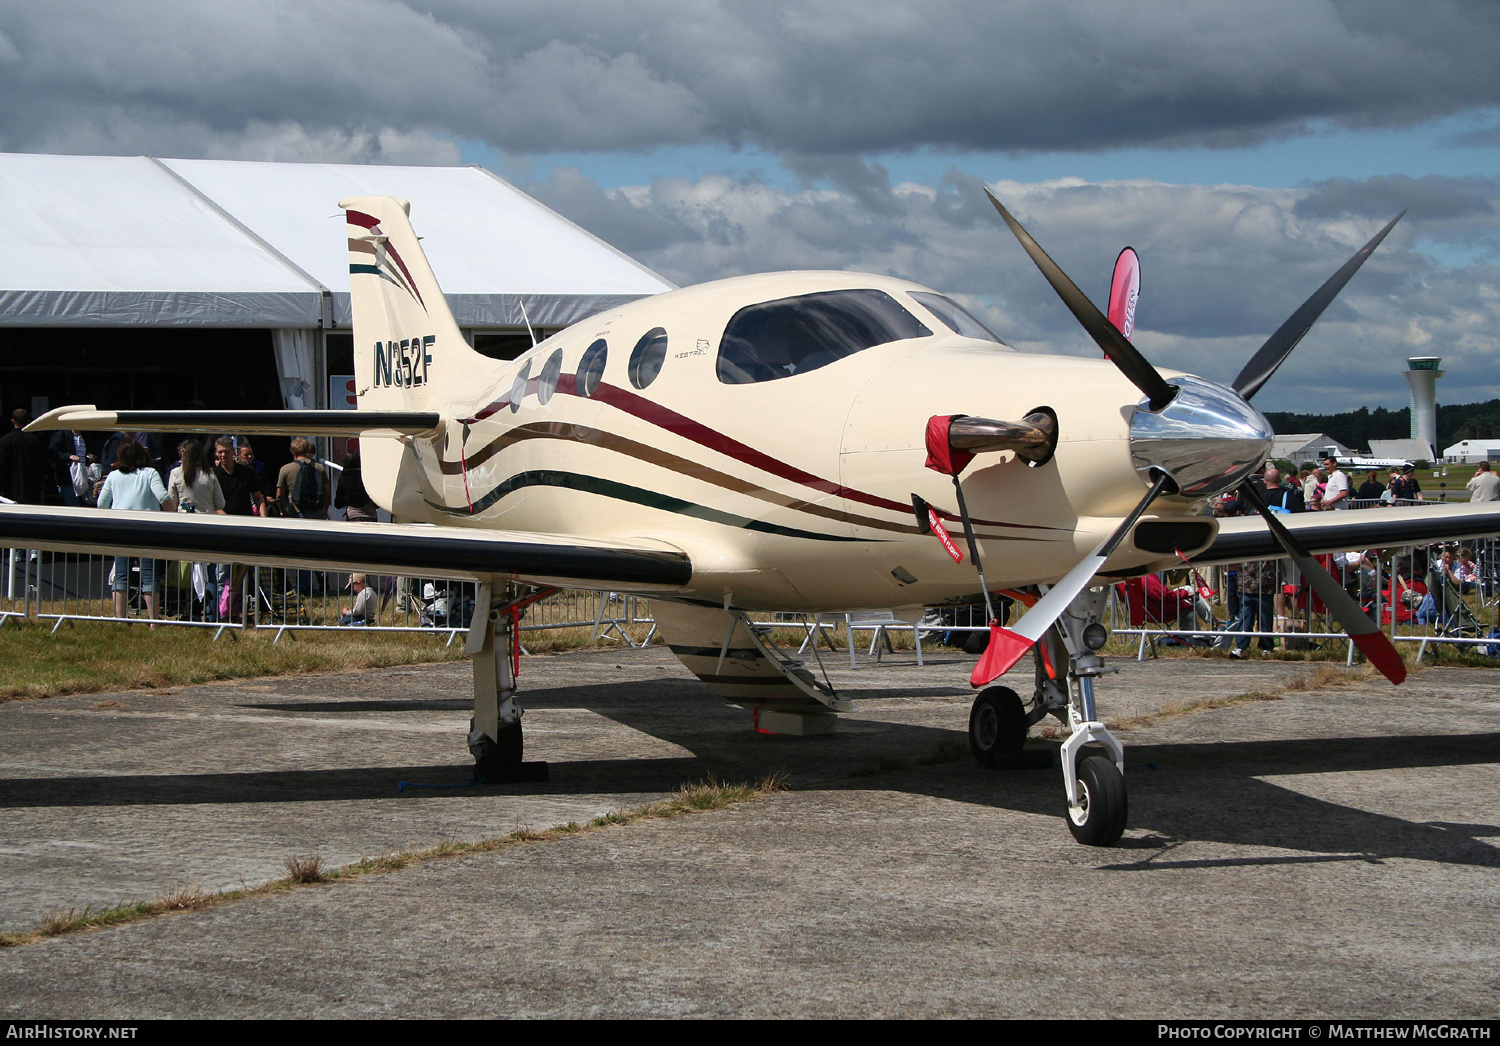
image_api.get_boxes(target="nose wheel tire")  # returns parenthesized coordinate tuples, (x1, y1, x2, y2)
(968, 686, 1027, 768)
(1067, 752, 1127, 846)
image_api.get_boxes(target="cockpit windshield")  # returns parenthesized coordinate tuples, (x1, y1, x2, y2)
(909, 291, 1009, 345)
(717, 288, 933, 384)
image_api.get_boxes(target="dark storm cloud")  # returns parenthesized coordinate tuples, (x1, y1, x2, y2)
(1, 1, 1497, 160)
(1296, 175, 1497, 223)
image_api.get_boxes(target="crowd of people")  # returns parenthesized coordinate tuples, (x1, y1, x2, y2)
(1191, 456, 1494, 656)
(1119, 455, 1496, 657)
(1275, 454, 1425, 510)
(0, 409, 379, 626)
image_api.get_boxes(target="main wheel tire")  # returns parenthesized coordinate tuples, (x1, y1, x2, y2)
(968, 686, 1027, 768)
(1066, 752, 1127, 846)
(472, 721, 524, 777)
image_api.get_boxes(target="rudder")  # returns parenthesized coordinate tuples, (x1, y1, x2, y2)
(340, 195, 491, 412)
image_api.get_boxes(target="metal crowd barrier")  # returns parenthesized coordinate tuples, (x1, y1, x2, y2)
(1107, 534, 1500, 661)
(0, 551, 646, 644)
(5, 536, 1500, 666)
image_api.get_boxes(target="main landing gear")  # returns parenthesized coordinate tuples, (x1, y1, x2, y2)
(967, 686, 1026, 767)
(966, 585, 1128, 846)
(466, 581, 549, 783)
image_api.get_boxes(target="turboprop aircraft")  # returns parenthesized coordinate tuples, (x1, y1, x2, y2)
(8, 191, 1500, 847)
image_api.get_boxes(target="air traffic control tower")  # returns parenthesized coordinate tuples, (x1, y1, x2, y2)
(1405, 356, 1444, 459)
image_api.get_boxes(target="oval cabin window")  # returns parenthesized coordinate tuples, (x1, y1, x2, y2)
(577, 339, 607, 398)
(537, 349, 563, 405)
(508, 360, 531, 413)
(629, 327, 669, 390)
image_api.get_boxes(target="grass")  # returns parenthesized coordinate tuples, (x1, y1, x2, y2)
(0, 608, 939, 704)
(282, 854, 327, 884)
(0, 623, 469, 702)
(0, 776, 787, 948)
(0, 618, 679, 703)
(1103, 662, 1375, 732)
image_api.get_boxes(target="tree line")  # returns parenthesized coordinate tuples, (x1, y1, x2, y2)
(1264, 400, 1500, 451)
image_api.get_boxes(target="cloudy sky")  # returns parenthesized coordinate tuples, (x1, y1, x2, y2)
(3, 0, 1499, 413)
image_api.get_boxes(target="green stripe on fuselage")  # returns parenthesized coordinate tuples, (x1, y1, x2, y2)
(426, 470, 867, 542)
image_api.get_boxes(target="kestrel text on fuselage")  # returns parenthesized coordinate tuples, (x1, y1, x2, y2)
(373, 336, 435, 388)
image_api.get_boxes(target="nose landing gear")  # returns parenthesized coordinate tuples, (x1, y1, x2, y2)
(966, 584, 1129, 846)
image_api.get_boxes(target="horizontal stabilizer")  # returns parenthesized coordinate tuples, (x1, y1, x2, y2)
(27, 405, 444, 439)
(0, 507, 692, 591)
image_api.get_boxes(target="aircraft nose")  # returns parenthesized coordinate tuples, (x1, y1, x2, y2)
(1128, 375, 1273, 497)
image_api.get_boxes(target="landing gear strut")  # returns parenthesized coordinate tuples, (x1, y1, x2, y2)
(466, 581, 549, 783)
(1051, 585, 1127, 845)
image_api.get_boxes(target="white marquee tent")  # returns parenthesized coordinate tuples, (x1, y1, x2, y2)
(0, 153, 672, 410)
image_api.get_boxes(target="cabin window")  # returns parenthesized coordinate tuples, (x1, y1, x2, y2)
(629, 327, 668, 390)
(716, 289, 932, 384)
(537, 349, 563, 405)
(909, 291, 1008, 346)
(577, 339, 607, 398)
(508, 360, 531, 413)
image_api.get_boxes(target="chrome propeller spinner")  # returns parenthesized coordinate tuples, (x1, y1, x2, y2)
(1127, 375, 1272, 499)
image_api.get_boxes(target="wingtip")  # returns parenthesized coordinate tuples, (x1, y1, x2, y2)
(25, 405, 107, 432)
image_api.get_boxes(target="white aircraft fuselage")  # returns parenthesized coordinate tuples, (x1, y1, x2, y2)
(357, 260, 1264, 615)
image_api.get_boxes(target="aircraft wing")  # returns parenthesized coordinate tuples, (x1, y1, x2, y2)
(28, 405, 443, 439)
(1198, 504, 1500, 565)
(0, 506, 692, 591)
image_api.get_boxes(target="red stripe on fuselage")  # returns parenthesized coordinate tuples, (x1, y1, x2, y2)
(459, 377, 1059, 532)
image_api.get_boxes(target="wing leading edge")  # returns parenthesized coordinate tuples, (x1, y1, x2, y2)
(1199, 504, 1500, 565)
(0, 507, 692, 591)
(28, 406, 443, 439)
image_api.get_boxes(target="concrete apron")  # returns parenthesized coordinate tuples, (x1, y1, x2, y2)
(0, 647, 1497, 1017)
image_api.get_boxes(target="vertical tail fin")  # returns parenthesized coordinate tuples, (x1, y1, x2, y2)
(340, 196, 490, 411)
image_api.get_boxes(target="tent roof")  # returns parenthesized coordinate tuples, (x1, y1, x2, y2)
(0, 153, 671, 329)
(1269, 433, 1353, 459)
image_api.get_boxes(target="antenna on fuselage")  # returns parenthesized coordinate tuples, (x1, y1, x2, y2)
(518, 298, 538, 348)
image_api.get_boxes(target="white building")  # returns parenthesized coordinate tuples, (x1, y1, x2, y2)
(1368, 438, 1431, 463)
(1442, 439, 1500, 464)
(1269, 434, 1354, 464)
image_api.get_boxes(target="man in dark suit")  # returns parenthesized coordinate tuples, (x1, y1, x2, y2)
(0, 409, 49, 504)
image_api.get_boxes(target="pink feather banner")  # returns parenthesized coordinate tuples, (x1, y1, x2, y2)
(1107, 246, 1140, 339)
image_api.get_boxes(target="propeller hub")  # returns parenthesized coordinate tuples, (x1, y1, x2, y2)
(1128, 375, 1273, 498)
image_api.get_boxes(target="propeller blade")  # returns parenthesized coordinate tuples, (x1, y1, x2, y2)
(972, 472, 1172, 687)
(1236, 483, 1406, 684)
(985, 190, 1176, 411)
(1232, 212, 1405, 402)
